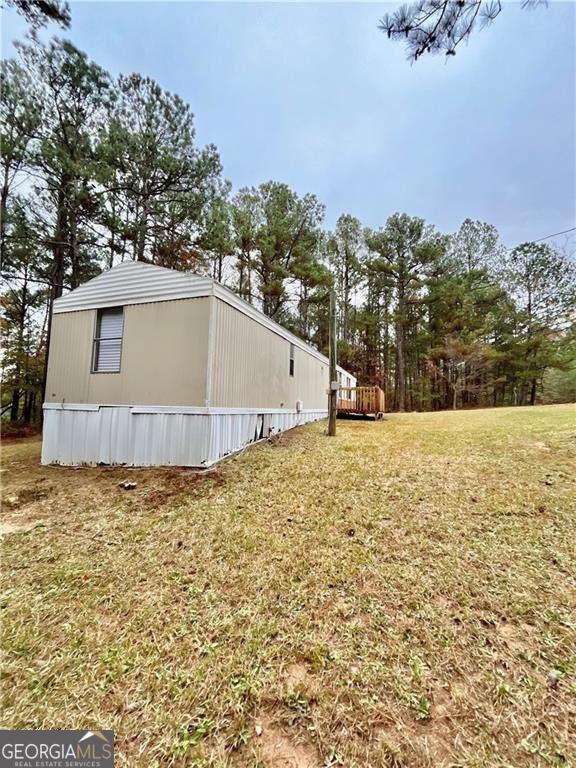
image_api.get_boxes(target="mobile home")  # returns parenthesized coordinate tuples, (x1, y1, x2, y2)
(42, 261, 356, 467)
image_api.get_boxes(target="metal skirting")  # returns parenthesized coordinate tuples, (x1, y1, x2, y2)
(41, 404, 327, 467)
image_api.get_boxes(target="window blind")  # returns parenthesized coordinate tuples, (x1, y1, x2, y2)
(93, 308, 123, 372)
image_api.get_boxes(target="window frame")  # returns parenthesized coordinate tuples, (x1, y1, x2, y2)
(91, 306, 124, 374)
(289, 343, 295, 377)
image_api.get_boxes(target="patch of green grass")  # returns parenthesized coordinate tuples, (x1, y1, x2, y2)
(1, 404, 575, 767)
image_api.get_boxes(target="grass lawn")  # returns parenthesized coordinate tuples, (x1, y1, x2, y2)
(1, 404, 575, 767)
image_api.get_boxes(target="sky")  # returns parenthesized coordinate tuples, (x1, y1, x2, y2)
(2, 1, 575, 249)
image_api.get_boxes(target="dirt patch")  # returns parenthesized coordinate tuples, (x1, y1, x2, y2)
(282, 664, 311, 690)
(3, 486, 53, 511)
(140, 468, 225, 508)
(0, 520, 48, 538)
(266, 427, 309, 450)
(428, 685, 454, 722)
(495, 620, 536, 655)
(1, 440, 227, 528)
(1, 426, 41, 442)
(253, 711, 320, 768)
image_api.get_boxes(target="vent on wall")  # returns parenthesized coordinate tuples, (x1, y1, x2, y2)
(92, 307, 124, 373)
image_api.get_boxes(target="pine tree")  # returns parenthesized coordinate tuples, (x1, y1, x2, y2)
(366, 214, 445, 411)
(327, 214, 364, 345)
(1, 198, 46, 422)
(231, 182, 324, 320)
(99, 73, 224, 266)
(507, 242, 576, 404)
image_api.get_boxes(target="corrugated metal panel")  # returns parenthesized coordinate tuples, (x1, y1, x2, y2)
(210, 299, 356, 410)
(41, 405, 327, 467)
(53, 261, 214, 314)
(52, 260, 356, 383)
(44, 309, 93, 402)
(214, 283, 354, 373)
(45, 299, 211, 407)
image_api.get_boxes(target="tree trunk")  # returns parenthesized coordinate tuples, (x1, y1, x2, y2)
(135, 198, 148, 262)
(395, 318, 405, 411)
(10, 271, 29, 423)
(530, 377, 537, 406)
(10, 389, 20, 422)
(382, 297, 390, 404)
(23, 391, 35, 424)
(136, 217, 146, 261)
(0, 168, 9, 266)
(69, 214, 81, 289)
(238, 252, 252, 302)
(395, 273, 406, 412)
(108, 192, 116, 269)
(52, 182, 67, 301)
(343, 252, 350, 343)
(41, 182, 67, 425)
(517, 383, 526, 406)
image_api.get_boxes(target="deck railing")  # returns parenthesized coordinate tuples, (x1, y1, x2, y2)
(337, 386, 385, 416)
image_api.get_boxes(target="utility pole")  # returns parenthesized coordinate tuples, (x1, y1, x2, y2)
(328, 287, 338, 436)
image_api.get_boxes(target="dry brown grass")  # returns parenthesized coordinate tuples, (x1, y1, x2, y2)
(1, 404, 575, 767)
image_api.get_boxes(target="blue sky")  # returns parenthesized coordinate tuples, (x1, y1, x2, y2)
(2, 1, 575, 248)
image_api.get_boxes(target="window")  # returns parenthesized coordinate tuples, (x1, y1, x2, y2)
(289, 343, 295, 376)
(92, 307, 124, 373)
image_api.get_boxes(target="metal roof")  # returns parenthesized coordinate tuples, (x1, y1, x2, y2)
(53, 261, 213, 314)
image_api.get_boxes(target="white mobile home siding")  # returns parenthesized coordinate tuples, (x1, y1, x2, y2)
(45, 298, 211, 406)
(210, 299, 328, 410)
(42, 261, 356, 467)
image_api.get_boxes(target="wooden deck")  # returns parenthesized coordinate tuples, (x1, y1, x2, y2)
(337, 386, 385, 418)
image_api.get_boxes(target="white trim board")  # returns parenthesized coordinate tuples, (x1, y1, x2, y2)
(43, 402, 328, 416)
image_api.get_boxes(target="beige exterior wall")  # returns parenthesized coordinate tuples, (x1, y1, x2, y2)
(210, 298, 329, 409)
(45, 298, 211, 406)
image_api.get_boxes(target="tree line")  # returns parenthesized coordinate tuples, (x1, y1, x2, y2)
(1, 32, 575, 425)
